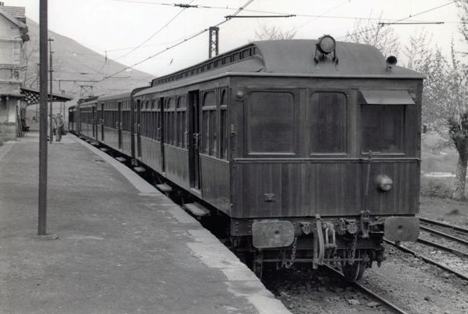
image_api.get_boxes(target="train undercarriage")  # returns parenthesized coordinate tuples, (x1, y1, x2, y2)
(230, 213, 419, 281)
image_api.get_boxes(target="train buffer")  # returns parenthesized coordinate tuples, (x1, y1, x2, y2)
(183, 202, 210, 217)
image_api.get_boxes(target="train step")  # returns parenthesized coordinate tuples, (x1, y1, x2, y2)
(115, 157, 126, 162)
(134, 166, 146, 173)
(100, 147, 109, 152)
(156, 184, 172, 193)
(183, 203, 210, 217)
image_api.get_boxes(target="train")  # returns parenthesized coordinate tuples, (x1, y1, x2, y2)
(69, 35, 423, 281)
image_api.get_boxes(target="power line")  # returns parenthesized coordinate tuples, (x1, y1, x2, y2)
(339, 0, 457, 40)
(114, 0, 196, 61)
(92, 0, 255, 86)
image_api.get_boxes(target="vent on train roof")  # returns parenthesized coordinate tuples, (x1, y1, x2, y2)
(151, 44, 259, 87)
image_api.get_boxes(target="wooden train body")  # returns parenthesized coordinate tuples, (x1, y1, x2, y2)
(69, 37, 423, 280)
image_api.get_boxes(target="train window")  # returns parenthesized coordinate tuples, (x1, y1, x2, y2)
(155, 99, 163, 141)
(361, 105, 405, 153)
(176, 96, 187, 148)
(310, 92, 347, 153)
(220, 90, 228, 160)
(247, 91, 295, 154)
(201, 91, 217, 156)
(165, 98, 176, 145)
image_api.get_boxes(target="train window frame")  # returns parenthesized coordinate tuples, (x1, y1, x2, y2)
(176, 95, 187, 148)
(359, 90, 414, 155)
(201, 90, 217, 157)
(309, 91, 348, 156)
(245, 89, 297, 157)
(164, 97, 176, 145)
(219, 88, 229, 160)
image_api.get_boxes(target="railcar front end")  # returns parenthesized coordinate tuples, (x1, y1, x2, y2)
(225, 38, 423, 280)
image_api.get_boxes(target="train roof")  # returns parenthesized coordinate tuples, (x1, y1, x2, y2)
(136, 38, 424, 96)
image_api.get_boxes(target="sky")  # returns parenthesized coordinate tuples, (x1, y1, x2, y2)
(10, 0, 467, 77)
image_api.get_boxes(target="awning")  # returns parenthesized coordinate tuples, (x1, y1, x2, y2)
(361, 90, 415, 105)
(20, 87, 73, 105)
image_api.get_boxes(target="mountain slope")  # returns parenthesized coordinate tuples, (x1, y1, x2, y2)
(24, 18, 154, 104)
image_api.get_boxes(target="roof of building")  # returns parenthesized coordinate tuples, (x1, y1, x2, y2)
(0, 5, 27, 31)
(21, 87, 74, 105)
(0, 5, 25, 23)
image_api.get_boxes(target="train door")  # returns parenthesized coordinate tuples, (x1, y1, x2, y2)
(188, 90, 201, 190)
(118, 101, 122, 149)
(100, 103, 104, 141)
(135, 100, 142, 159)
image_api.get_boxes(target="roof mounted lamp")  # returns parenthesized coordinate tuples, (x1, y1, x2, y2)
(314, 35, 338, 64)
(386, 56, 397, 72)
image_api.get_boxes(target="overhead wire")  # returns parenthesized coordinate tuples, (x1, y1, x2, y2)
(90, 0, 196, 83)
(337, 0, 457, 40)
(92, 0, 255, 86)
(113, 0, 196, 61)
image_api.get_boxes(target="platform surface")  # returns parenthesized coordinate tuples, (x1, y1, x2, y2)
(0, 130, 290, 314)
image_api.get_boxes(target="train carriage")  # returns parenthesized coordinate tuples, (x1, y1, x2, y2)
(70, 36, 423, 280)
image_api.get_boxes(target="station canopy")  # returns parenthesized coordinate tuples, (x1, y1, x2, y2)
(20, 87, 73, 105)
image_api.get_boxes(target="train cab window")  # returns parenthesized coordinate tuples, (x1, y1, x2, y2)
(247, 91, 295, 154)
(360, 91, 413, 154)
(201, 91, 217, 156)
(310, 92, 347, 153)
(361, 105, 405, 153)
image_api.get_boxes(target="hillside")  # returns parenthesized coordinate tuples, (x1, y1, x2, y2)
(23, 18, 154, 105)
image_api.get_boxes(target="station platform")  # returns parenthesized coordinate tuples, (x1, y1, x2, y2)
(0, 130, 291, 314)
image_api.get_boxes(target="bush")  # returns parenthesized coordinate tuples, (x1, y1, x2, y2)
(420, 176, 454, 198)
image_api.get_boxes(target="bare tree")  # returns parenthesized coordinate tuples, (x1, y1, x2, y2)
(404, 25, 468, 200)
(254, 24, 297, 40)
(344, 13, 400, 58)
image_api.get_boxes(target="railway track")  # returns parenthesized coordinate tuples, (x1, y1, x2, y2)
(385, 217, 468, 282)
(324, 265, 411, 314)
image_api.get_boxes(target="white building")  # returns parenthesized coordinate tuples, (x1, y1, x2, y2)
(0, 3, 29, 142)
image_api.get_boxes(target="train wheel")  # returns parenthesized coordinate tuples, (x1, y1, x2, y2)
(342, 261, 366, 282)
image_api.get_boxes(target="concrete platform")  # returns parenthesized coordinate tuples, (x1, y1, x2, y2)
(0, 130, 291, 314)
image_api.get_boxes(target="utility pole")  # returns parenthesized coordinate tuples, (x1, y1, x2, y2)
(48, 38, 54, 144)
(38, 0, 48, 235)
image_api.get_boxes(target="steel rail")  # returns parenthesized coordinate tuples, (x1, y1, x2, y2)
(416, 238, 468, 258)
(419, 218, 468, 235)
(324, 265, 410, 314)
(385, 240, 468, 282)
(419, 225, 468, 246)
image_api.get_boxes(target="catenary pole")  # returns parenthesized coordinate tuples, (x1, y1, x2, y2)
(38, 0, 48, 235)
(48, 38, 53, 144)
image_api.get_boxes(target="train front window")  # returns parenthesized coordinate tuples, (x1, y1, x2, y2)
(361, 105, 405, 153)
(310, 92, 347, 154)
(247, 91, 295, 154)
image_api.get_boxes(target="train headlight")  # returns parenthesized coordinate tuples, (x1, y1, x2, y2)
(375, 174, 393, 192)
(316, 35, 336, 54)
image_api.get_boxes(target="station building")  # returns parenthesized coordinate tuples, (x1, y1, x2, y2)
(0, 3, 29, 142)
